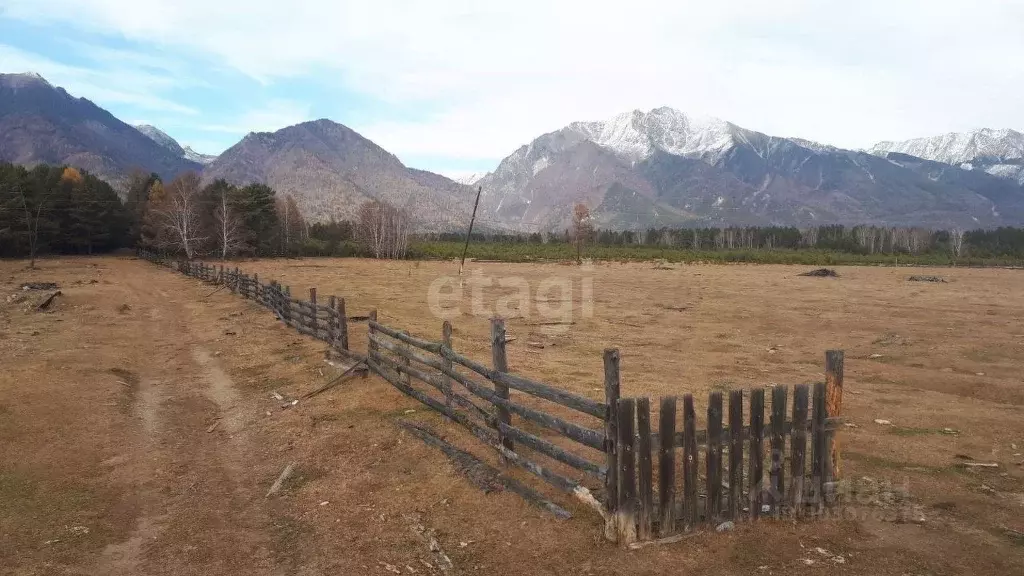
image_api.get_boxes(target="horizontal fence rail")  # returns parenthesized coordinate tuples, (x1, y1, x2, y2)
(137, 249, 845, 547)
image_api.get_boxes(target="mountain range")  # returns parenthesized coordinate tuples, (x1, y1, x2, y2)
(2, 71, 1024, 231)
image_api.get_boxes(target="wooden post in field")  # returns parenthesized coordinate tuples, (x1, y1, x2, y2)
(603, 348, 621, 539)
(309, 288, 318, 335)
(706, 392, 724, 523)
(825, 350, 845, 492)
(490, 317, 513, 451)
(253, 274, 259, 302)
(283, 286, 291, 323)
(338, 298, 349, 351)
(748, 388, 765, 519)
(327, 296, 337, 345)
(441, 321, 454, 407)
(234, 267, 240, 293)
(368, 309, 378, 359)
(400, 330, 412, 385)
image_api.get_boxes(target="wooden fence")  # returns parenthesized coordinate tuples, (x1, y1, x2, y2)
(138, 249, 845, 546)
(139, 250, 355, 357)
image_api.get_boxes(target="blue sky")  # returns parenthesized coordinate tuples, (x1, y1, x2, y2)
(1, 1, 1023, 178)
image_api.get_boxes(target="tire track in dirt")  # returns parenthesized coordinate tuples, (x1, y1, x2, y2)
(92, 261, 275, 575)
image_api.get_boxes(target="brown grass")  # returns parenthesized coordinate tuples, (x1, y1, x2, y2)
(1, 255, 1022, 575)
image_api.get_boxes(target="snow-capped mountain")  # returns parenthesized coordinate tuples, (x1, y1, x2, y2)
(135, 124, 217, 165)
(870, 128, 1024, 185)
(448, 171, 489, 186)
(477, 107, 1024, 230)
(568, 107, 738, 163)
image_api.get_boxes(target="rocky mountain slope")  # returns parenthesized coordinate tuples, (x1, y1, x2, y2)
(202, 119, 477, 227)
(477, 107, 1024, 230)
(0, 72, 200, 187)
(870, 128, 1024, 186)
(135, 124, 217, 165)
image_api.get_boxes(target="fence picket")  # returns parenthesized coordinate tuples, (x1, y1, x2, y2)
(728, 389, 743, 520)
(706, 391, 723, 523)
(657, 396, 677, 536)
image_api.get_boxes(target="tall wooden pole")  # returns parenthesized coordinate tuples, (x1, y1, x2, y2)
(459, 186, 482, 277)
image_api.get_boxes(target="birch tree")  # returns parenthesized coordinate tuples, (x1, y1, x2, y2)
(156, 172, 205, 258)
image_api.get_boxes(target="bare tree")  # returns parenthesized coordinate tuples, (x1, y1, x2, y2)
(356, 200, 410, 259)
(214, 188, 246, 259)
(154, 172, 205, 258)
(950, 228, 966, 263)
(15, 179, 50, 269)
(572, 203, 593, 264)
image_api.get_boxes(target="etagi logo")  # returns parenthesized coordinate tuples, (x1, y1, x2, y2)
(427, 266, 594, 332)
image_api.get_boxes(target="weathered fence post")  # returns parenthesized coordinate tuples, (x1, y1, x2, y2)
(441, 321, 454, 407)
(749, 388, 765, 519)
(309, 288, 318, 336)
(219, 265, 224, 284)
(615, 397, 637, 546)
(368, 309, 378, 359)
(253, 274, 259, 302)
(658, 396, 677, 536)
(682, 394, 698, 528)
(338, 298, 349, 351)
(791, 384, 809, 517)
(400, 330, 412, 385)
(490, 317, 513, 452)
(706, 392, 724, 523)
(602, 348, 621, 541)
(328, 296, 337, 345)
(283, 286, 291, 324)
(636, 397, 653, 540)
(825, 350, 844, 502)
(233, 267, 240, 293)
(770, 385, 788, 517)
(728, 389, 744, 520)
(811, 382, 827, 516)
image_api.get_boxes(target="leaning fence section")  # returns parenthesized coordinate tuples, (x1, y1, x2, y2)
(137, 249, 844, 546)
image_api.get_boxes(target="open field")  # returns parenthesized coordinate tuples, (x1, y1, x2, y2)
(2, 255, 1023, 575)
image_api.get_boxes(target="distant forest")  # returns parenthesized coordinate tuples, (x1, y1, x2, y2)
(3, 161, 1024, 266)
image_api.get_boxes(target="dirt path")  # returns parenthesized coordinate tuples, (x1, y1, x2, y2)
(1, 259, 279, 575)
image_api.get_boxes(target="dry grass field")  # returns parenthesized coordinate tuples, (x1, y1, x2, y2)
(2, 255, 1022, 575)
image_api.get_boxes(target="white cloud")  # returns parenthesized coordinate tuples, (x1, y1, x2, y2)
(4, 0, 1024, 167)
(195, 99, 312, 134)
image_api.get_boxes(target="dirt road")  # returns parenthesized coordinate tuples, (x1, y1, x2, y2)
(2, 256, 1022, 576)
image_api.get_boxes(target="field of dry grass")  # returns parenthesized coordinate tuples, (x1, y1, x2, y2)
(2, 255, 1022, 575)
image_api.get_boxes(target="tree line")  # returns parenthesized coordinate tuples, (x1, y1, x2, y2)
(4, 160, 1024, 263)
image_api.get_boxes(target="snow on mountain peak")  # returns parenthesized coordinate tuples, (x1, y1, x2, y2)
(567, 107, 736, 162)
(870, 127, 1024, 165)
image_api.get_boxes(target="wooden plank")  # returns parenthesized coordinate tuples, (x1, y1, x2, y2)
(811, 381, 827, 515)
(370, 320, 442, 353)
(497, 423, 604, 478)
(490, 318, 513, 452)
(636, 397, 653, 540)
(790, 384, 809, 517)
(400, 330, 412, 386)
(372, 349, 493, 426)
(706, 392, 723, 523)
(603, 349, 621, 515)
(728, 389, 743, 520)
(825, 350, 844, 502)
(491, 372, 606, 419)
(398, 420, 572, 520)
(616, 398, 637, 545)
(682, 394, 698, 529)
(441, 321, 454, 407)
(658, 397, 677, 536)
(748, 388, 765, 520)
(770, 385, 788, 517)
